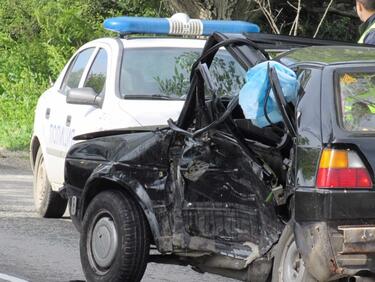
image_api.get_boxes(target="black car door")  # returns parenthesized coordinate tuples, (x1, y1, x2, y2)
(168, 34, 284, 259)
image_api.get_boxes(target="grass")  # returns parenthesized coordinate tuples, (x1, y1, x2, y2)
(0, 95, 37, 151)
(0, 120, 32, 151)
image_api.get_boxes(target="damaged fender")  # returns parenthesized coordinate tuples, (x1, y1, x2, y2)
(79, 164, 161, 242)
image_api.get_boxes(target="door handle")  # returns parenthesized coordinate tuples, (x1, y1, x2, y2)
(45, 108, 51, 119)
(66, 115, 72, 127)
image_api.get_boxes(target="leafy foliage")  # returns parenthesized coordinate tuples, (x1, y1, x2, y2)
(0, 0, 364, 150)
(86, 74, 106, 94)
(155, 51, 199, 97)
(155, 51, 246, 98)
(0, 0, 167, 150)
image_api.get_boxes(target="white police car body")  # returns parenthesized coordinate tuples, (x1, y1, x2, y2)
(30, 14, 260, 218)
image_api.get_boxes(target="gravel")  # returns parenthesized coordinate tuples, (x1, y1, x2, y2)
(0, 148, 31, 174)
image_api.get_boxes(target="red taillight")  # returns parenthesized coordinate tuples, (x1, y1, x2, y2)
(317, 168, 372, 188)
(316, 149, 373, 189)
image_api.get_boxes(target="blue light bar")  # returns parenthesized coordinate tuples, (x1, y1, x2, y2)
(103, 13, 260, 36)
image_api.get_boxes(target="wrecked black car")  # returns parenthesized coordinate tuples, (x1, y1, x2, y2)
(62, 32, 375, 282)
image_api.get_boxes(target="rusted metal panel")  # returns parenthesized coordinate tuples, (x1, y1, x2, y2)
(339, 225, 375, 254)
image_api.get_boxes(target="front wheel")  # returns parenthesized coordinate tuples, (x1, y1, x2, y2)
(272, 222, 317, 282)
(80, 190, 150, 282)
(33, 148, 67, 218)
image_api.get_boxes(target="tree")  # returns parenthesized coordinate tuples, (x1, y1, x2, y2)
(166, 0, 361, 41)
(0, 0, 167, 149)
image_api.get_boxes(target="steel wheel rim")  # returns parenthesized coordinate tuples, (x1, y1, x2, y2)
(34, 156, 47, 208)
(87, 211, 118, 275)
(280, 236, 306, 282)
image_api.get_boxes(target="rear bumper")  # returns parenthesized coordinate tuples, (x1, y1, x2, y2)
(295, 188, 375, 221)
(295, 221, 375, 281)
(295, 188, 375, 280)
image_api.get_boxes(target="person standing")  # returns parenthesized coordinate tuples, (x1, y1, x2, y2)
(356, 0, 375, 44)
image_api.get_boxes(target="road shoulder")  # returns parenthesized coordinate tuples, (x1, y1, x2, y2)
(0, 148, 31, 174)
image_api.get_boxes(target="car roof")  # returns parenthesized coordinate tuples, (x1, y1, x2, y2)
(278, 45, 375, 67)
(120, 37, 207, 49)
(78, 37, 207, 51)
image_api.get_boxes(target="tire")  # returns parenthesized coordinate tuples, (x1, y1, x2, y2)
(80, 190, 150, 282)
(33, 148, 67, 218)
(272, 222, 317, 282)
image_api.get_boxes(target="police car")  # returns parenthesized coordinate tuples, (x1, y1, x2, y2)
(29, 13, 260, 218)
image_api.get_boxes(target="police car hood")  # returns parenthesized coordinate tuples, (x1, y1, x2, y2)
(73, 125, 166, 141)
(118, 99, 184, 126)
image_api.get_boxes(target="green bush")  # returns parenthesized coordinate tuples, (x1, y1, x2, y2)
(0, 0, 167, 150)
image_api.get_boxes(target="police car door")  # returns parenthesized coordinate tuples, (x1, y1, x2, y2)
(44, 47, 96, 189)
(45, 45, 109, 188)
(61, 46, 111, 178)
(69, 46, 110, 137)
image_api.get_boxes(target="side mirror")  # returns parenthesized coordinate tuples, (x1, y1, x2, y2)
(66, 87, 103, 107)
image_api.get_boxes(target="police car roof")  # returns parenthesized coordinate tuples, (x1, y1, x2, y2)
(278, 45, 375, 66)
(119, 37, 206, 49)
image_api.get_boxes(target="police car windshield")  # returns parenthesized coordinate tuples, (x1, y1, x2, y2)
(339, 71, 375, 132)
(120, 47, 246, 99)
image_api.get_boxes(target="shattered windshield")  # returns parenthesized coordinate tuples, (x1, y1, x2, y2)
(338, 71, 375, 131)
(120, 48, 246, 99)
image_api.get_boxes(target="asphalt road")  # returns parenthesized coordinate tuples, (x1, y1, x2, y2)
(0, 150, 237, 282)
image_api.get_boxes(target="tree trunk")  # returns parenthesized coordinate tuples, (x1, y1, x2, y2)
(166, 0, 257, 20)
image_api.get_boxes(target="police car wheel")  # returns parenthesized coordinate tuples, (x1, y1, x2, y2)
(272, 221, 317, 282)
(80, 190, 150, 282)
(33, 148, 67, 218)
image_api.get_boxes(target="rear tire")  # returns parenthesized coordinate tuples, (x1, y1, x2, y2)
(272, 221, 317, 282)
(80, 190, 150, 282)
(33, 148, 67, 218)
